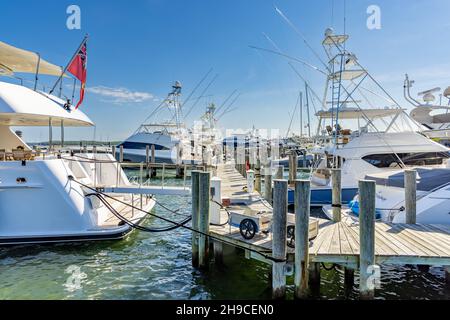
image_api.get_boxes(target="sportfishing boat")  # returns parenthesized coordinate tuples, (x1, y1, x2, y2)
(117, 81, 197, 164)
(283, 29, 450, 207)
(0, 41, 157, 245)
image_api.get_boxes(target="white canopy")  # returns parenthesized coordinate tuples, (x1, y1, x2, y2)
(333, 131, 449, 159)
(316, 107, 404, 120)
(0, 41, 66, 77)
(0, 81, 93, 127)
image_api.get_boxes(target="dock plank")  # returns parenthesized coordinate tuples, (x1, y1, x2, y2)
(210, 163, 450, 267)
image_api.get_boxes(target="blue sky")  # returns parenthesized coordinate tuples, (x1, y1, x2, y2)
(2, 0, 450, 142)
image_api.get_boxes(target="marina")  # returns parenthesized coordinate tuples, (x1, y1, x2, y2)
(2, 0, 450, 304)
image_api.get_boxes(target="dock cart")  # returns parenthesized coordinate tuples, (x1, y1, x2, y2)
(229, 207, 319, 246)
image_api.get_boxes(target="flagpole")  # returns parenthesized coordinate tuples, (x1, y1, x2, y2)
(49, 34, 89, 95)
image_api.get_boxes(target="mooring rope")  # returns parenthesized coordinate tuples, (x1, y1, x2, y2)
(69, 176, 286, 263)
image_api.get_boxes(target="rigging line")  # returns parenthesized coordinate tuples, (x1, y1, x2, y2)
(133, 99, 168, 135)
(215, 89, 238, 115)
(182, 68, 214, 107)
(249, 46, 327, 76)
(286, 93, 300, 137)
(88, 193, 192, 233)
(249, 44, 327, 75)
(274, 6, 328, 69)
(353, 82, 396, 105)
(71, 178, 285, 262)
(262, 32, 282, 53)
(306, 84, 319, 115)
(355, 86, 376, 109)
(288, 62, 326, 111)
(183, 73, 219, 120)
(218, 106, 239, 118)
(217, 93, 241, 120)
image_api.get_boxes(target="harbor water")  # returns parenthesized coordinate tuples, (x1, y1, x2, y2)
(0, 172, 449, 300)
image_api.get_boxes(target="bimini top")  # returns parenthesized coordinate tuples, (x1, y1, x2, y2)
(316, 107, 404, 120)
(0, 81, 93, 127)
(0, 41, 66, 77)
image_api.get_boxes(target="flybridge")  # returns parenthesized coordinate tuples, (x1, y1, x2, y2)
(0, 81, 93, 127)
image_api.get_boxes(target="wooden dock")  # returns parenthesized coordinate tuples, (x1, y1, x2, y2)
(205, 163, 450, 298)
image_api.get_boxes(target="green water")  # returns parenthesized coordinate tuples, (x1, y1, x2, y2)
(0, 172, 449, 300)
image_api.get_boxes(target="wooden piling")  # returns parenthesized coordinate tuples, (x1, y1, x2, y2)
(112, 145, 116, 159)
(213, 241, 224, 266)
(445, 266, 450, 288)
(332, 169, 342, 222)
(264, 162, 272, 204)
(272, 179, 288, 299)
(288, 152, 298, 184)
(308, 262, 321, 295)
(191, 171, 200, 268)
(275, 165, 284, 180)
(344, 267, 355, 292)
(359, 179, 376, 300)
(294, 180, 311, 299)
(151, 145, 156, 177)
(405, 169, 417, 224)
(198, 171, 211, 269)
(119, 145, 124, 163)
(255, 158, 261, 193)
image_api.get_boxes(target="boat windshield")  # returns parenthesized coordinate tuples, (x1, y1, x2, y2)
(362, 152, 450, 168)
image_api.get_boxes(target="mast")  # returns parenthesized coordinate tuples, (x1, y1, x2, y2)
(305, 83, 311, 138)
(299, 91, 303, 138)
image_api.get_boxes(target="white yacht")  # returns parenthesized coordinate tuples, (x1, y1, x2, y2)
(118, 82, 199, 164)
(405, 74, 450, 146)
(0, 42, 156, 245)
(284, 29, 450, 209)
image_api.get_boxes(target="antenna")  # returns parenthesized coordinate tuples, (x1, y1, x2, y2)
(344, 0, 347, 50)
(331, 0, 335, 28)
(418, 87, 441, 104)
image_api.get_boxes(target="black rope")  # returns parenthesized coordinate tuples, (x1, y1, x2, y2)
(86, 193, 191, 233)
(70, 177, 286, 263)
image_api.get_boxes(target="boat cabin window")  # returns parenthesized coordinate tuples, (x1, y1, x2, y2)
(119, 142, 170, 151)
(363, 152, 450, 168)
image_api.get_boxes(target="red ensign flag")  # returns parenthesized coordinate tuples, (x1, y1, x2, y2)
(67, 41, 87, 109)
